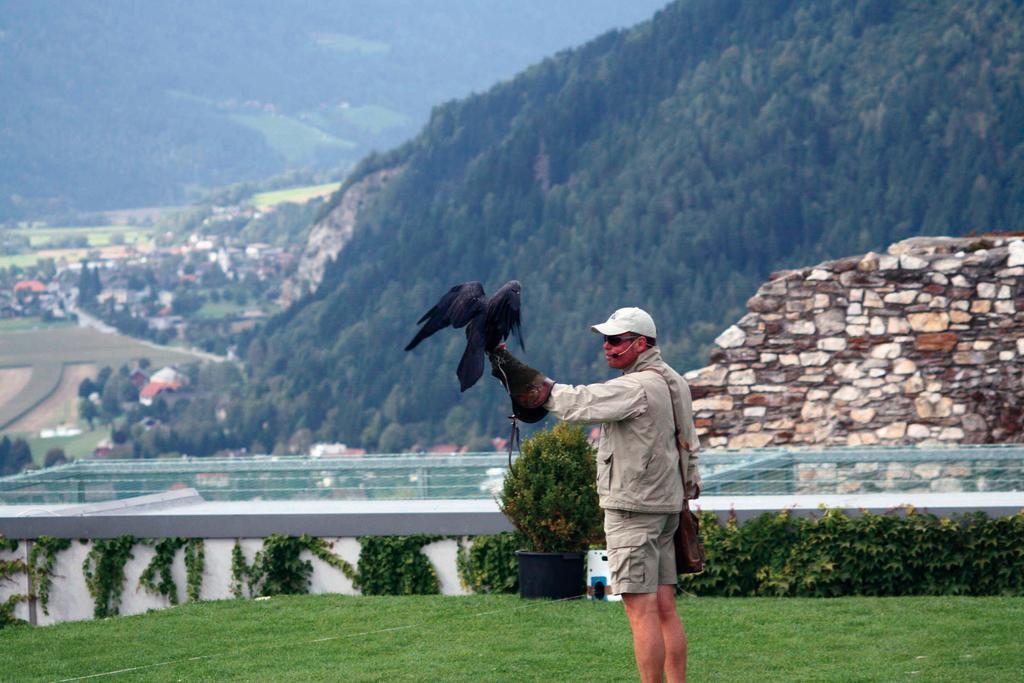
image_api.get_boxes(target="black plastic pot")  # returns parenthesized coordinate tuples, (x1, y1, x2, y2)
(515, 550, 585, 599)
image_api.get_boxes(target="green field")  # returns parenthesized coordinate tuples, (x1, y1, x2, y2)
(250, 182, 341, 208)
(339, 104, 410, 134)
(12, 427, 107, 465)
(0, 326, 200, 368)
(0, 224, 154, 269)
(230, 112, 356, 165)
(0, 253, 44, 269)
(8, 225, 153, 248)
(0, 326, 207, 438)
(0, 317, 74, 333)
(0, 595, 1020, 681)
(195, 300, 277, 321)
(0, 362, 62, 429)
(195, 300, 249, 320)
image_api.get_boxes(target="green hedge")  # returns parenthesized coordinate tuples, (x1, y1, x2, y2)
(682, 508, 1024, 597)
(465, 509, 1024, 597)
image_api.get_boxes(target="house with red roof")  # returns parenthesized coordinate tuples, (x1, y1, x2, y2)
(139, 381, 183, 406)
(139, 367, 187, 406)
(14, 280, 46, 294)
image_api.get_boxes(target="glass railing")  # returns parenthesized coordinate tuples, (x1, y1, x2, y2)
(700, 445, 1024, 496)
(1, 445, 1022, 506)
(0, 453, 512, 505)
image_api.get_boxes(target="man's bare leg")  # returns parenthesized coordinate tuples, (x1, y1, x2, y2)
(622, 592, 664, 683)
(657, 584, 687, 682)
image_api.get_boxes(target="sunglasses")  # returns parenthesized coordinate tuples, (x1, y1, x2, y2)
(604, 334, 640, 346)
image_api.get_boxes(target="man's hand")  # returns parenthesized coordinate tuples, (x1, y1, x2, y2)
(685, 482, 700, 500)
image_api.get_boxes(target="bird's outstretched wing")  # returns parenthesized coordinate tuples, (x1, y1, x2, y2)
(485, 280, 524, 351)
(404, 281, 486, 351)
(457, 311, 487, 392)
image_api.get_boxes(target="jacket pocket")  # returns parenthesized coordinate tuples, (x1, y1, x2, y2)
(597, 451, 613, 496)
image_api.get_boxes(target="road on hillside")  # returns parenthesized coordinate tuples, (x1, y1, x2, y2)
(70, 305, 229, 363)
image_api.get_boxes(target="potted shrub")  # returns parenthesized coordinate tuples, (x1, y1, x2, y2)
(499, 422, 603, 598)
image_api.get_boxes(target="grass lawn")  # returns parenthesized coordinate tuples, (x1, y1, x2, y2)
(0, 595, 1020, 681)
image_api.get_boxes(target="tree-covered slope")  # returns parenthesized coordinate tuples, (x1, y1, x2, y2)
(233, 0, 1022, 453)
(0, 0, 665, 220)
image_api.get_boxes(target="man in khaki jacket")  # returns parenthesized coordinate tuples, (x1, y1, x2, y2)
(489, 307, 701, 683)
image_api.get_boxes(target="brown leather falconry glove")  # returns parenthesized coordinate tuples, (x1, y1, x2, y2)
(488, 347, 553, 421)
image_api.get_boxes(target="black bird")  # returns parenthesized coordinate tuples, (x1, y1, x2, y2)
(405, 280, 524, 391)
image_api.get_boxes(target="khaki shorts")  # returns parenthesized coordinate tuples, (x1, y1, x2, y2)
(604, 509, 679, 595)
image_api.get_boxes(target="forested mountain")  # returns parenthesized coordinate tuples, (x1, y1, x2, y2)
(0, 0, 665, 221)
(197, 0, 1022, 454)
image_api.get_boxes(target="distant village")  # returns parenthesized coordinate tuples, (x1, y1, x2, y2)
(1, 208, 297, 356)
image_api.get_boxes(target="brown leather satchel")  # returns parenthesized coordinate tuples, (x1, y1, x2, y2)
(675, 496, 705, 575)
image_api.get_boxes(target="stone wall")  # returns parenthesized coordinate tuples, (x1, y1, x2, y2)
(686, 235, 1024, 449)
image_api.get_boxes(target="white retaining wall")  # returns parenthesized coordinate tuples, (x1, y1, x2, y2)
(1, 537, 466, 626)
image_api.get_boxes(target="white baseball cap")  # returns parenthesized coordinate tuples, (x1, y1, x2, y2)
(591, 307, 657, 338)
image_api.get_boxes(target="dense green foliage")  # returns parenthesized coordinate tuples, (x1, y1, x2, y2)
(231, 0, 1024, 452)
(354, 536, 442, 596)
(457, 532, 522, 594)
(499, 424, 603, 553)
(82, 360, 249, 460)
(0, 437, 33, 476)
(684, 508, 1024, 597)
(241, 534, 315, 597)
(0, 1, 664, 220)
